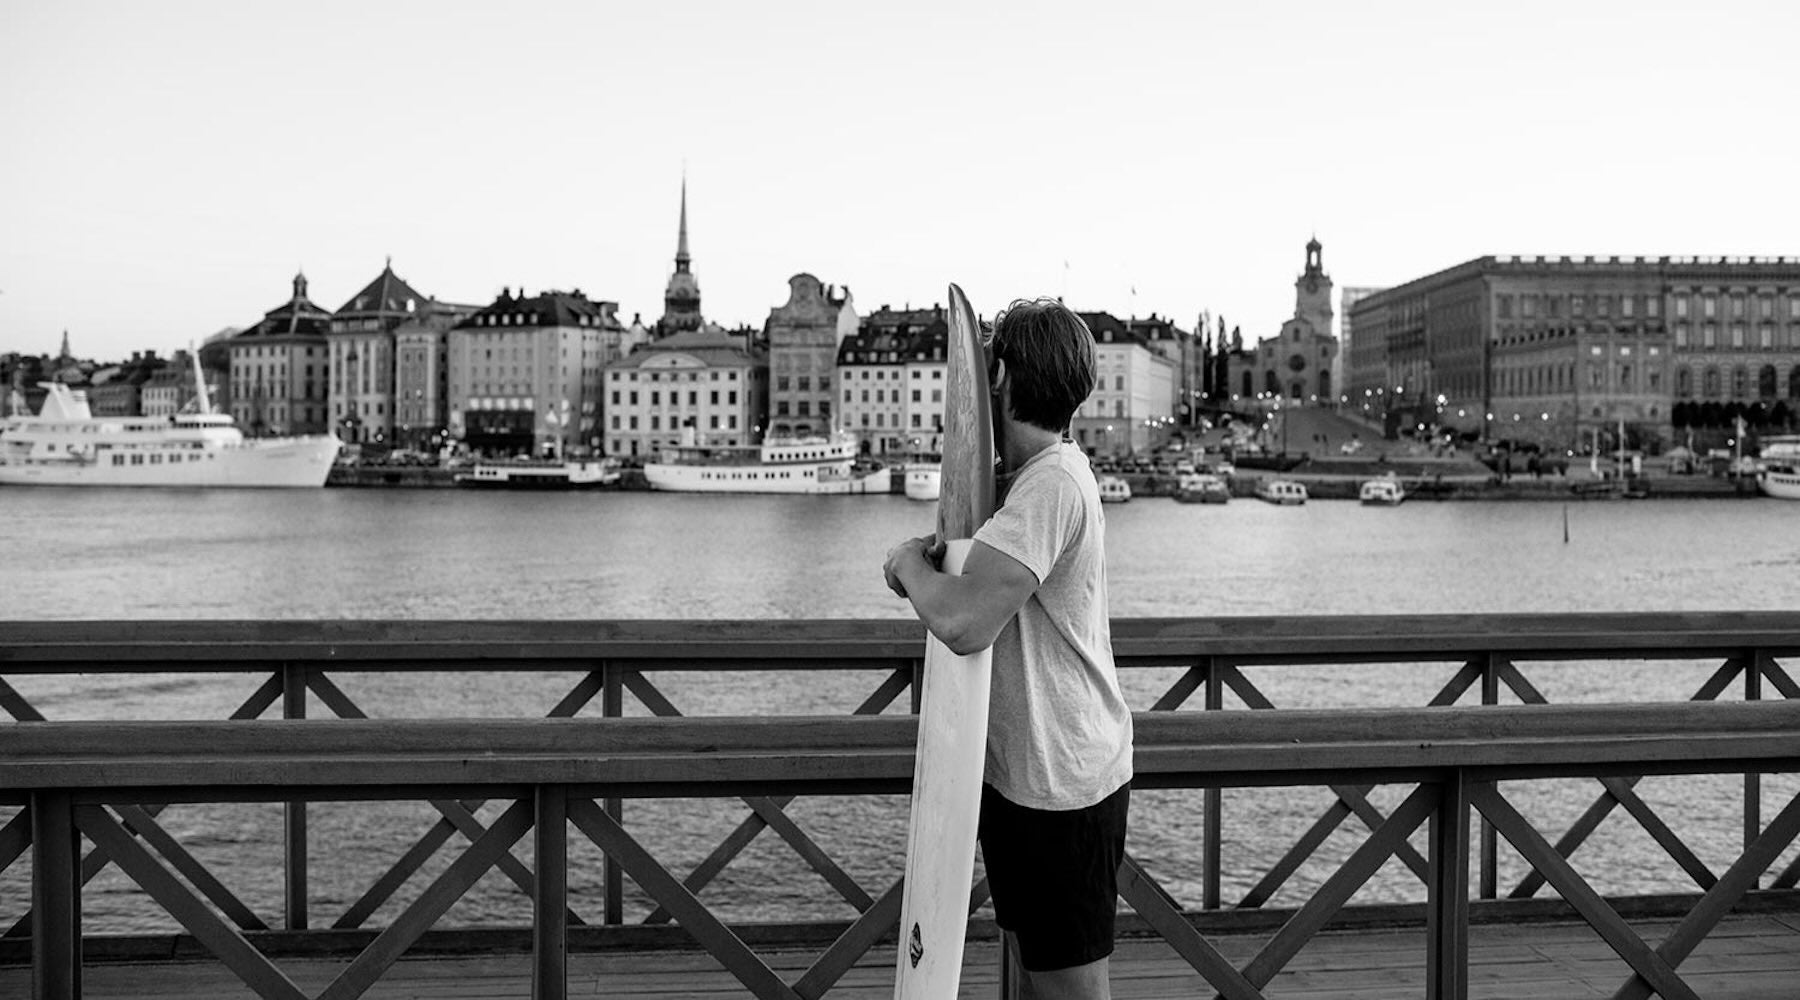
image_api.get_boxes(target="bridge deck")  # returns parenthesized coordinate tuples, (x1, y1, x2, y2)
(8, 914, 1798, 1000)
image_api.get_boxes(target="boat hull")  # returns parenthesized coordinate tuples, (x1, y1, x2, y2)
(453, 462, 620, 490)
(904, 466, 942, 501)
(0, 437, 341, 488)
(644, 461, 891, 495)
(1757, 468, 1800, 500)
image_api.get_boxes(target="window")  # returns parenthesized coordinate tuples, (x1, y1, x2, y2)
(1732, 366, 1748, 399)
(1703, 367, 1721, 398)
(1703, 294, 1716, 319)
(1703, 324, 1717, 348)
(1731, 325, 1745, 349)
(1571, 296, 1585, 317)
(1731, 294, 1746, 319)
(1496, 295, 1513, 319)
(1761, 326, 1774, 349)
(1675, 295, 1689, 319)
(1675, 324, 1689, 347)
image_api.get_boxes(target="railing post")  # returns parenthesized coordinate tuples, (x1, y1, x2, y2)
(1478, 654, 1499, 901)
(1745, 651, 1763, 863)
(281, 662, 308, 930)
(603, 661, 624, 926)
(30, 791, 80, 1000)
(1203, 656, 1223, 911)
(909, 657, 924, 714)
(1427, 771, 1469, 1000)
(533, 784, 568, 1000)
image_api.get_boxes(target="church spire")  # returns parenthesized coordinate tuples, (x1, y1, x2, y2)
(674, 174, 691, 272)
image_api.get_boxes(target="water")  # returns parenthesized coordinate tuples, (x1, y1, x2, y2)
(3, 488, 1798, 932)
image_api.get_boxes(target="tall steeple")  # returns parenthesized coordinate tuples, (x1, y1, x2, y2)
(658, 173, 703, 338)
(675, 176, 692, 272)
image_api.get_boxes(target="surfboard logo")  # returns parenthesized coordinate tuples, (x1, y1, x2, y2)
(908, 922, 924, 967)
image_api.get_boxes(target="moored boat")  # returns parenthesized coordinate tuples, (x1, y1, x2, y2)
(903, 455, 942, 501)
(644, 432, 890, 495)
(1359, 477, 1406, 506)
(1756, 436, 1800, 500)
(1098, 475, 1132, 503)
(1173, 472, 1229, 504)
(453, 459, 621, 490)
(0, 365, 340, 488)
(1255, 479, 1308, 505)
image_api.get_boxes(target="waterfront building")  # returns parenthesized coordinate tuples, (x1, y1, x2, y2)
(390, 301, 482, 454)
(837, 304, 948, 458)
(1252, 239, 1338, 404)
(446, 288, 630, 457)
(228, 272, 333, 436)
(1073, 311, 1177, 456)
(1122, 313, 1200, 429)
(765, 273, 857, 439)
(656, 179, 704, 339)
(86, 351, 166, 417)
(1347, 255, 1800, 451)
(603, 326, 767, 460)
(326, 261, 429, 446)
(1337, 286, 1383, 412)
(141, 350, 204, 417)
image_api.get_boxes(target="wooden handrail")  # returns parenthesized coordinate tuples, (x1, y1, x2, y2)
(4, 701, 1800, 792)
(3, 612, 1798, 670)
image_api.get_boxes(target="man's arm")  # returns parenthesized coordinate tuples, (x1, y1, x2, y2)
(885, 536, 1039, 656)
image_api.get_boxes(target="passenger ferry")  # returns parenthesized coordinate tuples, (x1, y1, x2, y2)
(454, 458, 621, 490)
(644, 432, 890, 495)
(0, 368, 340, 488)
(1097, 475, 1133, 503)
(1254, 479, 1309, 505)
(1756, 436, 1800, 500)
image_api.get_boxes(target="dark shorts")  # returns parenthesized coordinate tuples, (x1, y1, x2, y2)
(978, 780, 1130, 972)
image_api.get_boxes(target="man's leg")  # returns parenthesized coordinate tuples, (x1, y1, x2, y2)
(1019, 952, 1109, 1000)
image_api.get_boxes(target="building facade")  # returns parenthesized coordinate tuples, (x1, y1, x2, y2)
(326, 262, 429, 446)
(1347, 255, 1800, 451)
(603, 327, 767, 459)
(837, 304, 948, 458)
(1073, 311, 1177, 456)
(447, 288, 631, 458)
(765, 273, 857, 439)
(228, 272, 333, 436)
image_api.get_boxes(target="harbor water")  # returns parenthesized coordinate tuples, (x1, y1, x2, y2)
(3, 488, 1798, 933)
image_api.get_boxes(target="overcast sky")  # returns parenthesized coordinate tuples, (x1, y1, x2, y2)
(4, 0, 1796, 362)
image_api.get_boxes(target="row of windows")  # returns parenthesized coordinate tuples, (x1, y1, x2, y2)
(1498, 294, 1664, 321)
(1495, 364, 1664, 397)
(846, 368, 947, 380)
(611, 390, 741, 407)
(1674, 294, 1800, 321)
(857, 412, 944, 430)
(110, 452, 212, 466)
(611, 414, 742, 431)
(1673, 324, 1785, 350)
(842, 388, 944, 405)
(1676, 365, 1800, 401)
(610, 370, 743, 382)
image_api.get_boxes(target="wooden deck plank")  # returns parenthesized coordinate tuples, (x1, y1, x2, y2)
(5, 914, 1797, 999)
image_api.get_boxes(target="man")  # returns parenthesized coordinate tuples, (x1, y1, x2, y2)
(884, 298, 1134, 999)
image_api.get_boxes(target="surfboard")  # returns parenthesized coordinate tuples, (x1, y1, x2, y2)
(894, 282, 996, 999)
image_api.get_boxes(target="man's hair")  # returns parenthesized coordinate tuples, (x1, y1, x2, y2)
(989, 298, 1097, 433)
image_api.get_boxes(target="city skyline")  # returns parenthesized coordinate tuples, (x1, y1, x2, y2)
(4, 1, 1797, 361)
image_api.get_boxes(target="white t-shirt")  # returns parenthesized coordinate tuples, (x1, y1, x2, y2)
(972, 440, 1134, 811)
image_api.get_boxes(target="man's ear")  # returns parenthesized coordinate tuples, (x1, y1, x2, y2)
(989, 357, 1006, 397)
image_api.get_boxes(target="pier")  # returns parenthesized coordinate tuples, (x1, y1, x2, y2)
(4, 615, 1800, 998)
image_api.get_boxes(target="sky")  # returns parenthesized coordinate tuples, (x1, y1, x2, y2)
(3, 0, 1797, 362)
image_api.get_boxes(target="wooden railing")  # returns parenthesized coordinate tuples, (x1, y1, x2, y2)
(3, 614, 1800, 1000)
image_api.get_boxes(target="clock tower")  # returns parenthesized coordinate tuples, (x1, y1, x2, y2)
(1295, 237, 1334, 339)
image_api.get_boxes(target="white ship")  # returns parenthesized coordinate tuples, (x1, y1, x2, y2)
(454, 459, 621, 490)
(0, 361, 340, 488)
(1756, 436, 1800, 500)
(644, 432, 890, 495)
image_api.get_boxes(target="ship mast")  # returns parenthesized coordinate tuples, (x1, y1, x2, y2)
(189, 345, 212, 414)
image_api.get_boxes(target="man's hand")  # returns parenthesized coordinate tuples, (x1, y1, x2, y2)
(883, 534, 945, 599)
